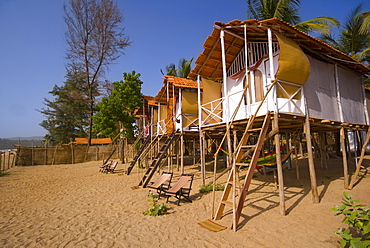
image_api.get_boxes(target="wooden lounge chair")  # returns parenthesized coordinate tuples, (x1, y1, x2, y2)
(165, 174, 194, 205)
(99, 160, 112, 172)
(147, 172, 173, 199)
(104, 161, 118, 174)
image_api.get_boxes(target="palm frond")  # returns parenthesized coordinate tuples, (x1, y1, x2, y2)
(295, 16, 339, 35)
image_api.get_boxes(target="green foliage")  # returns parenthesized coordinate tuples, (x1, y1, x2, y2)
(331, 192, 370, 248)
(320, 3, 370, 67)
(0, 171, 9, 177)
(39, 70, 91, 145)
(93, 71, 143, 139)
(199, 183, 225, 193)
(160, 58, 194, 78)
(142, 191, 168, 216)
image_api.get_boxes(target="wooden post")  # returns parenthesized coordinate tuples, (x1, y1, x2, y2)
(200, 131, 206, 185)
(294, 134, 300, 181)
(340, 127, 349, 189)
(305, 118, 319, 204)
(273, 114, 285, 215)
(348, 126, 370, 189)
(211, 153, 218, 219)
(176, 139, 180, 171)
(71, 144, 74, 164)
(180, 134, 184, 173)
(7, 151, 10, 170)
(319, 132, 328, 170)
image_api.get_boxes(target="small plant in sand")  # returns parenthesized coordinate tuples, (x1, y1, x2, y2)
(331, 192, 370, 248)
(142, 191, 168, 216)
(199, 183, 225, 193)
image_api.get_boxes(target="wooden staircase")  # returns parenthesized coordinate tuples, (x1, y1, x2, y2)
(214, 112, 271, 230)
(126, 135, 152, 175)
(139, 131, 180, 187)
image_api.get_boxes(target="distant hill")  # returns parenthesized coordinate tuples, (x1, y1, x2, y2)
(7, 136, 44, 140)
(0, 138, 44, 150)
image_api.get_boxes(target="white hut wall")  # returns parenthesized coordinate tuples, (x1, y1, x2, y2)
(304, 56, 341, 121)
(337, 66, 368, 125)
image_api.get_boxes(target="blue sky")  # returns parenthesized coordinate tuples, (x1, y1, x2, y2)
(0, 0, 368, 138)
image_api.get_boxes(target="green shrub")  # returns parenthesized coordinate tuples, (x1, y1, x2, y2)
(142, 191, 168, 216)
(199, 183, 225, 193)
(331, 192, 370, 248)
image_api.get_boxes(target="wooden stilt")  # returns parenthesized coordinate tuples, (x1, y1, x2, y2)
(348, 126, 370, 189)
(294, 134, 300, 181)
(340, 127, 349, 189)
(180, 134, 184, 174)
(305, 118, 319, 204)
(319, 132, 328, 170)
(200, 131, 206, 185)
(211, 152, 218, 219)
(273, 114, 285, 215)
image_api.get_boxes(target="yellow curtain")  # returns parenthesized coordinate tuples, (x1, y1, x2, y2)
(202, 78, 222, 123)
(275, 33, 310, 99)
(182, 91, 198, 127)
(153, 108, 158, 133)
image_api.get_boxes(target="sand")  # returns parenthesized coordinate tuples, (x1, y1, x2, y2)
(0, 157, 369, 248)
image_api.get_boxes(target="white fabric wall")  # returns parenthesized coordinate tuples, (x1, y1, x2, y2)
(337, 66, 367, 124)
(304, 55, 367, 125)
(304, 56, 340, 121)
(223, 74, 247, 121)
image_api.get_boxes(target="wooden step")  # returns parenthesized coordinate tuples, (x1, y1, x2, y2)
(235, 163, 250, 167)
(222, 200, 233, 206)
(240, 145, 256, 149)
(248, 128, 262, 132)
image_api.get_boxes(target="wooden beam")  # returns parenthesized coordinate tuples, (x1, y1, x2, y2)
(340, 127, 349, 189)
(273, 113, 285, 215)
(305, 118, 319, 204)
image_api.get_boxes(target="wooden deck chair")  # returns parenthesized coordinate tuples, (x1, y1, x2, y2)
(99, 160, 112, 172)
(165, 174, 194, 205)
(147, 172, 173, 199)
(104, 161, 118, 174)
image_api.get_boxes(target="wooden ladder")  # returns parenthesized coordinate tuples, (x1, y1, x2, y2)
(126, 135, 152, 175)
(139, 131, 180, 187)
(214, 112, 271, 229)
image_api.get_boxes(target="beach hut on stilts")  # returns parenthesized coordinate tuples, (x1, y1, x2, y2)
(188, 18, 370, 230)
(127, 75, 207, 187)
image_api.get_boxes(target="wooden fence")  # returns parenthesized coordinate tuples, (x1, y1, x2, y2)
(1, 151, 17, 171)
(14, 144, 119, 166)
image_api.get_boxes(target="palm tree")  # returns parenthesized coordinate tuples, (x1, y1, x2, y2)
(247, 0, 339, 35)
(320, 3, 370, 65)
(177, 58, 194, 78)
(161, 58, 194, 78)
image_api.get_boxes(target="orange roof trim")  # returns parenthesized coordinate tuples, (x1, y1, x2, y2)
(74, 138, 112, 145)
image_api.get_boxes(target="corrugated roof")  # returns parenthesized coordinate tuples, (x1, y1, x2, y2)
(74, 138, 112, 145)
(189, 18, 370, 80)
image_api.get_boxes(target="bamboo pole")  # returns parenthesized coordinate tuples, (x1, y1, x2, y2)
(340, 127, 349, 189)
(348, 126, 370, 189)
(294, 135, 300, 181)
(305, 118, 319, 204)
(180, 134, 184, 174)
(200, 132, 206, 185)
(273, 114, 285, 215)
(211, 153, 218, 219)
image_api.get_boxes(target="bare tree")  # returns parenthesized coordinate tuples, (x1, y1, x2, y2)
(64, 0, 130, 144)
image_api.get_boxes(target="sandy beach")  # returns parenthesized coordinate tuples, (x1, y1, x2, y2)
(1, 156, 369, 248)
